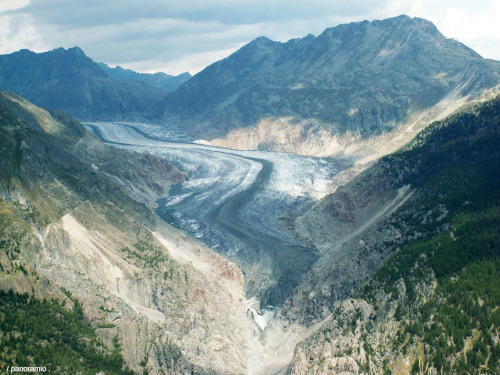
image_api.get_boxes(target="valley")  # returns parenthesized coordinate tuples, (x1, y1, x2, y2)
(83, 95, 500, 374)
(84, 121, 342, 308)
(0, 10, 499, 375)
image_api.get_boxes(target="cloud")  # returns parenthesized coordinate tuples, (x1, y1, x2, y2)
(125, 45, 245, 75)
(19, 0, 382, 27)
(441, 0, 500, 59)
(0, 0, 498, 74)
(0, 1, 368, 72)
(0, 0, 29, 13)
(0, 12, 49, 54)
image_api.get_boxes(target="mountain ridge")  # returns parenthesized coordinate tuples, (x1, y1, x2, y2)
(97, 62, 191, 92)
(0, 14, 499, 374)
(0, 47, 166, 121)
(153, 15, 500, 159)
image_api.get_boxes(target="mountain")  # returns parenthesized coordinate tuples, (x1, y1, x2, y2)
(283, 95, 500, 374)
(2, 15, 500, 374)
(0, 92, 261, 374)
(152, 15, 500, 157)
(97, 62, 191, 92)
(0, 47, 166, 121)
(2, 93, 498, 374)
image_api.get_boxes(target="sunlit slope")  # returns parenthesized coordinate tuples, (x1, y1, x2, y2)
(0, 92, 259, 374)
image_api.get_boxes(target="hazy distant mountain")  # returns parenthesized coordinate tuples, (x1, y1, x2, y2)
(97, 62, 191, 92)
(0, 47, 166, 121)
(153, 15, 500, 148)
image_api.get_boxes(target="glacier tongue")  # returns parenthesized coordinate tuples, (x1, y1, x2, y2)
(84, 121, 344, 307)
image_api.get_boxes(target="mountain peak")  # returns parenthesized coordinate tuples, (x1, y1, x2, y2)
(156, 15, 500, 145)
(254, 35, 273, 42)
(0, 46, 167, 121)
(66, 46, 86, 56)
(388, 14, 439, 33)
(319, 14, 439, 41)
(17, 48, 36, 55)
(251, 35, 277, 47)
(97, 62, 191, 93)
(50, 46, 85, 55)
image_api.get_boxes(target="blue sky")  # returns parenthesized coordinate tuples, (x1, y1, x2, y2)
(0, 0, 499, 75)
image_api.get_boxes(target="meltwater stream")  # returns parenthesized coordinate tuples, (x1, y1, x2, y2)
(85, 122, 342, 307)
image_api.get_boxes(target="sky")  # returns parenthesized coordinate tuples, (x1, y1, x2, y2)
(0, 0, 499, 75)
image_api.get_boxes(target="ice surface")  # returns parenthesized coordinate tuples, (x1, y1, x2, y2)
(84, 121, 342, 303)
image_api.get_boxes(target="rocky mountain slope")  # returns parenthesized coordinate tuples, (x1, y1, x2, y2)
(0, 47, 166, 121)
(283, 96, 500, 374)
(97, 63, 191, 93)
(153, 15, 500, 159)
(0, 92, 263, 374)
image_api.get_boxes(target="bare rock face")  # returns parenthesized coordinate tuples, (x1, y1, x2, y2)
(37, 202, 254, 374)
(0, 92, 259, 374)
(285, 273, 440, 375)
(278, 158, 413, 326)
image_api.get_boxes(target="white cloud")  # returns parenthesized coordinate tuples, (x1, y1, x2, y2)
(0, 0, 498, 74)
(367, 0, 425, 19)
(0, 0, 29, 13)
(0, 13, 48, 54)
(125, 44, 245, 75)
(441, 0, 500, 59)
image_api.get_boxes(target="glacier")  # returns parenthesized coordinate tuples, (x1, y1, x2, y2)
(84, 121, 344, 306)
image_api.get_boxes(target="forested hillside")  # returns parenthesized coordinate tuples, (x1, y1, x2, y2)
(287, 96, 500, 374)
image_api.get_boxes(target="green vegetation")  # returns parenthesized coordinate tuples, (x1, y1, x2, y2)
(352, 97, 500, 373)
(363, 208, 500, 373)
(0, 93, 191, 373)
(0, 290, 133, 374)
(372, 207, 500, 293)
(120, 239, 182, 282)
(134, 240, 169, 267)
